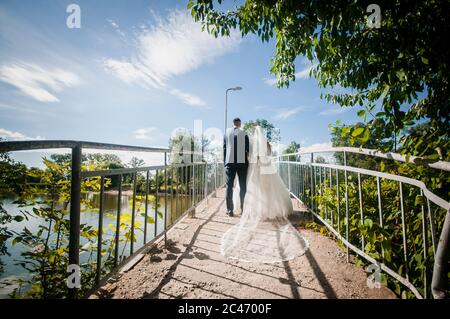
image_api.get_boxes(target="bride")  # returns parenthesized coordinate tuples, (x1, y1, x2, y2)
(220, 126, 309, 263)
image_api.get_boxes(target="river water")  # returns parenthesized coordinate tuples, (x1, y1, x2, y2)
(0, 192, 189, 298)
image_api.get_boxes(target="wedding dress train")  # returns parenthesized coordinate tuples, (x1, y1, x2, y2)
(220, 126, 309, 263)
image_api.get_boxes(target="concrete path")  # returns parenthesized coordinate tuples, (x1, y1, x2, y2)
(90, 189, 396, 299)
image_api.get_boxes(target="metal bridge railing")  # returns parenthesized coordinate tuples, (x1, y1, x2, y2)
(276, 147, 450, 299)
(0, 140, 224, 298)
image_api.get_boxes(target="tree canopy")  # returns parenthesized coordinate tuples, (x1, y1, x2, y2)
(189, 0, 449, 160)
(282, 141, 301, 161)
(169, 129, 212, 163)
(243, 118, 280, 143)
(284, 141, 301, 154)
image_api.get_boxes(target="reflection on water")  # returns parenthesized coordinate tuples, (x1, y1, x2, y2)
(0, 192, 192, 298)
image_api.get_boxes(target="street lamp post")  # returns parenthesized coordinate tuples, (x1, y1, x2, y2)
(224, 86, 242, 134)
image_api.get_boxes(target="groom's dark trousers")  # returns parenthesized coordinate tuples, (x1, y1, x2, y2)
(224, 128, 249, 212)
(225, 165, 248, 212)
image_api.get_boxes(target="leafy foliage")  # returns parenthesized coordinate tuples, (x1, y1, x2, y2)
(169, 129, 213, 163)
(0, 144, 27, 273)
(283, 141, 301, 161)
(189, 0, 449, 164)
(10, 158, 107, 298)
(304, 168, 447, 299)
(317, 118, 449, 298)
(330, 120, 449, 200)
(243, 118, 280, 143)
(1, 154, 161, 298)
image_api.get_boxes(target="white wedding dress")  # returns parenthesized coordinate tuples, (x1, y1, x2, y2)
(220, 126, 309, 263)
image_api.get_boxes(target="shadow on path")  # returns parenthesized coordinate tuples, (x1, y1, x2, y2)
(305, 250, 337, 299)
(141, 200, 223, 299)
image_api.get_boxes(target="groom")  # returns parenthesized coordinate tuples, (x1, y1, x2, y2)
(223, 117, 249, 216)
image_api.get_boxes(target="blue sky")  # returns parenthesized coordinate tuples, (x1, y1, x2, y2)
(0, 0, 361, 166)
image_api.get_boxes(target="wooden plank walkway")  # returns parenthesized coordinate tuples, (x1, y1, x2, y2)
(90, 189, 396, 299)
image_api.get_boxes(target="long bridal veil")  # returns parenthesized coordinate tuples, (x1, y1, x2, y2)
(220, 126, 309, 263)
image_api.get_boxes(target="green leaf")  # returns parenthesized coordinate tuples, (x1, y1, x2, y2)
(414, 195, 425, 206)
(359, 128, 370, 143)
(421, 57, 429, 65)
(341, 126, 350, 137)
(12, 237, 23, 245)
(396, 69, 405, 80)
(145, 216, 156, 224)
(13, 215, 25, 222)
(357, 110, 365, 117)
(425, 153, 440, 160)
(352, 127, 365, 137)
(364, 218, 373, 229)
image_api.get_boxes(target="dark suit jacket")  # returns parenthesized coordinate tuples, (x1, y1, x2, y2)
(223, 127, 249, 167)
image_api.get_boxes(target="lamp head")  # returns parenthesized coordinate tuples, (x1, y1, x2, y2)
(227, 86, 242, 92)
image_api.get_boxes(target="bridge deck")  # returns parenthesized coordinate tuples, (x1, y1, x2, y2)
(91, 189, 396, 299)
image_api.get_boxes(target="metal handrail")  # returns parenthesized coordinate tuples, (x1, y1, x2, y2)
(277, 161, 449, 210)
(86, 160, 222, 294)
(276, 156, 449, 299)
(0, 140, 169, 153)
(278, 146, 450, 172)
(2, 140, 447, 298)
(0, 140, 225, 298)
(80, 165, 167, 178)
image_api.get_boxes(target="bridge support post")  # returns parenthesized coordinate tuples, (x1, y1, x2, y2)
(432, 208, 450, 299)
(344, 151, 349, 263)
(164, 152, 168, 246)
(287, 161, 291, 191)
(190, 163, 196, 219)
(212, 163, 217, 198)
(68, 144, 81, 299)
(188, 206, 196, 218)
(204, 164, 208, 205)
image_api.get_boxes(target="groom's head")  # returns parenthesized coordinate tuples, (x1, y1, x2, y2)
(233, 117, 241, 128)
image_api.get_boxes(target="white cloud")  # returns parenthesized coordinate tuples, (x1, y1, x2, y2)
(263, 77, 278, 86)
(133, 127, 167, 143)
(319, 106, 351, 116)
(301, 142, 332, 152)
(107, 19, 125, 37)
(274, 106, 306, 120)
(169, 89, 206, 107)
(299, 142, 335, 162)
(264, 61, 317, 86)
(103, 59, 164, 88)
(135, 10, 240, 83)
(134, 127, 158, 140)
(103, 10, 241, 106)
(0, 128, 45, 141)
(0, 62, 81, 103)
(295, 63, 316, 79)
(254, 105, 267, 110)
(0, 103, 57, 118)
